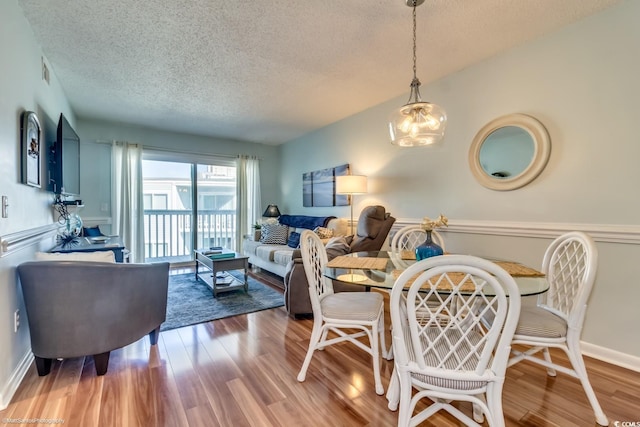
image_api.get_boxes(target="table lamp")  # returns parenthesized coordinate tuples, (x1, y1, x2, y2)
(262, 204, 281, 218)
(335, 175, 368, 235)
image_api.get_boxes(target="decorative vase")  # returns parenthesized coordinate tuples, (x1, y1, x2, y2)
(415, 230, 443, 261)
(65, 213, 83, 236)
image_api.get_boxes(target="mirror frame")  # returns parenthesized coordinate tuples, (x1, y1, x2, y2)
(468, 113, 550, 191)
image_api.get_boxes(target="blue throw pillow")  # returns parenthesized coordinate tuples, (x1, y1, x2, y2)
(287, 231, 301, 248)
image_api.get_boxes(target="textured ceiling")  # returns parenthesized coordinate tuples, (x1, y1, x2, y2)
(17, 0, 620, 145)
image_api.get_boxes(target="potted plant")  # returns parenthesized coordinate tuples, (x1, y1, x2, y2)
(253, 222, 262, 241)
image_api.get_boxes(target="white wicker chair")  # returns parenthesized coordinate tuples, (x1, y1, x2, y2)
(508, 231, 608, 426)
(390, 225, 446, 269)
(389, 255, 521, 427)
(387, 225, 448, 360)
(296, 230, 386, 395)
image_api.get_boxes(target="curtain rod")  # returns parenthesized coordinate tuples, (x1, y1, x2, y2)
(93, 139, 255, 160)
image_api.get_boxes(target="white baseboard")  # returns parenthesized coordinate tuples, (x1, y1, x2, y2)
(581, 341, 640, 373)
(0, 350, 33, 410)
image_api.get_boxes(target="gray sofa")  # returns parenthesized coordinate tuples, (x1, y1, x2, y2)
(284, 205, 396, 317)
(242, 217, 349, 282)
(17, 261, 169, 376)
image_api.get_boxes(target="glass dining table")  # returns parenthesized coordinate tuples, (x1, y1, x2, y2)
(324, 251, 549, 297)
(325, 250, 549, 408)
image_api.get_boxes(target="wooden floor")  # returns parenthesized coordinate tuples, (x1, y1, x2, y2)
(2, 270, 639, 426)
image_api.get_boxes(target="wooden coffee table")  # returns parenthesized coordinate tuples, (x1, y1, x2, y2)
(194, 249, 249, 297)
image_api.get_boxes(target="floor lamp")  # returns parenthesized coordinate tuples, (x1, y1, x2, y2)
(335, 175, 368, 235)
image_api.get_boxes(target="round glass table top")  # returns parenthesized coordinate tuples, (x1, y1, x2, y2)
(324, 251, 549, 297)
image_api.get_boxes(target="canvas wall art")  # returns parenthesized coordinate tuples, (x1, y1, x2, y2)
(302, 164, 350, 207)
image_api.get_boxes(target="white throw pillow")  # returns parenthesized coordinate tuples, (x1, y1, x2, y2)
(326, 218, 349, 237)
(313, 226, 334, 239)
(35, 251, 116, 263)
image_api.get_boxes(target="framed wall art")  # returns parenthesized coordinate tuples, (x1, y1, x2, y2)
(21, 110, 41, 188)
(302, 163, 350, 207)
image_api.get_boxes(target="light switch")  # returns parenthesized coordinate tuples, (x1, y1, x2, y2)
(1, 196, 8, 218)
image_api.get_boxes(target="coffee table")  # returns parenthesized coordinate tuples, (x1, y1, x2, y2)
(194, 249, 249, 297)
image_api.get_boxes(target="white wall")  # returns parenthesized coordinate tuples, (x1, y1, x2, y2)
(0, 0, 76, 409)
(281, 1, 640, 363)
(75, 118, 281, 228)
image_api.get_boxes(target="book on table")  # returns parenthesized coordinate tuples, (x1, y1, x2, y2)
(205, 246, 224, 252)
(214, 274, 234, 285)
(207, 252, 235, 260)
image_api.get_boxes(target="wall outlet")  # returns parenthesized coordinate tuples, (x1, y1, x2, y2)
(14, 309, 20, 332)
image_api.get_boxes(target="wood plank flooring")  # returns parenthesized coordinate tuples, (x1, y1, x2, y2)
(2, 269, 639, 426)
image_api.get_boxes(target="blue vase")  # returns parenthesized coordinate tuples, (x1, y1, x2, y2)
(415, 230, 443, 261)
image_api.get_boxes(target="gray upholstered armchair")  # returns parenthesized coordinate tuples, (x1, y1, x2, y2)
(17, 261, 169, 376)
(284, 205, 396, 318)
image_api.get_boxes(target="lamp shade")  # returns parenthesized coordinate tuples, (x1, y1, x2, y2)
(262, 204, 281, 218)
(335, 175, 368, 195)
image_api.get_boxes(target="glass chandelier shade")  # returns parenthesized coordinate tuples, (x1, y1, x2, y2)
(389, 0, 447, 147)
(389, 81, 447, 147)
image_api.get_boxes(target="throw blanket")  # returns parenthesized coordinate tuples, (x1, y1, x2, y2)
(278, 215, 335, 230)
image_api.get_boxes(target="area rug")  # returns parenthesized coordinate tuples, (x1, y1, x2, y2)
(161, 273, 284, 332)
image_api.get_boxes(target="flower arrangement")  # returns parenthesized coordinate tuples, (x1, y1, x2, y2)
(253, 221, 262, 230)
(420, 214, 448, 231)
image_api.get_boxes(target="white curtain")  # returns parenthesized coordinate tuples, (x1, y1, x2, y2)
(236, 156, 261, 250)
(111, 141, 144, 263)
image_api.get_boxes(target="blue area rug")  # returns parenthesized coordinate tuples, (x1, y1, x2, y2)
(161, 273, 284, 332)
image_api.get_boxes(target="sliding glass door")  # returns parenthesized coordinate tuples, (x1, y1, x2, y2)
(142, 156, 237, 264)
(195, 164, 236, 250)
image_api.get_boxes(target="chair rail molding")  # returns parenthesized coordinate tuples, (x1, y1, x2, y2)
(392, 219, 640, 245)
(0, 223, 58, 257)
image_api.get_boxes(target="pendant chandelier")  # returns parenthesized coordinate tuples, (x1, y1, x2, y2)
(389, 0, 447, 147)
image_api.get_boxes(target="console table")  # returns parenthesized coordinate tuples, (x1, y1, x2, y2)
(50, 236, 127, 263)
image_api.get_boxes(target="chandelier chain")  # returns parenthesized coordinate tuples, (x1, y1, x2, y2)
(389, 0, 446, 147)
(412, 2, 417, 80)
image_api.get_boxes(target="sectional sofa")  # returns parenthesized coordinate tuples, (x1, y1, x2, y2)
(242, 206, 396, 317)
(242, 215, 348, 279)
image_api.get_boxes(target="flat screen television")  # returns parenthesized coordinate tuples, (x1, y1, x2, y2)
(49, 113, 80, 196)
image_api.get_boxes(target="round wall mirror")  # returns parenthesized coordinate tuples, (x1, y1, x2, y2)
(469, 113, 550, 191)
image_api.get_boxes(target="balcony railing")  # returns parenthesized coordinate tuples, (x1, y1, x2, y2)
(144, 209, 236, 262)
